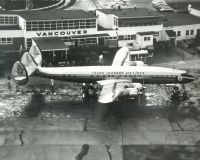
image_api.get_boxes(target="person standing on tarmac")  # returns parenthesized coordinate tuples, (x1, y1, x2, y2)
(88, 83, 97, 101)
(82, 83, 90, 103)
(50, 79, 55, 95)
(7, 76, 11, 93)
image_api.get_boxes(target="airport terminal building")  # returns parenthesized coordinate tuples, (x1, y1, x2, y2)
(1, 7, 200, 59)
(0, 9, 99, 50)
(96, 8, 163, 50)
(0, 8, 165, 52)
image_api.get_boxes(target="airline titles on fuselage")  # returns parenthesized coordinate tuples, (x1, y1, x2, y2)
(92, 71, 145, 75)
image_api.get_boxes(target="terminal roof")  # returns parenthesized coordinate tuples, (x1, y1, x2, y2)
(0, 9, 96, 20)
(165, 30, 176, 38)
(162, 12, 200, 27)
(32, 37, 68, 51)
(137, 31, 159, 36)
(97, 8, 162, 18)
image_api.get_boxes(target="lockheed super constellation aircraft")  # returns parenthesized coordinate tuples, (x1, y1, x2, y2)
(12, 46, 194, 103)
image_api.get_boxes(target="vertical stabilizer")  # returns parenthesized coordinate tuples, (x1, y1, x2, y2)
(12, 45, 42, 85)
(112, 47, 130, 66)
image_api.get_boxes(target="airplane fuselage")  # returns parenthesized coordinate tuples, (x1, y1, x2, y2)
(36, 66, 194, 84)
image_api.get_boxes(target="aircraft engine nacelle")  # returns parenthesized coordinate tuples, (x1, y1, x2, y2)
(122, 88, 139, 96)
(130, 61, 145, 66)
(126, 88, 139, 96)
(122, 83, 144, 96)
(130, 83, 143, 89)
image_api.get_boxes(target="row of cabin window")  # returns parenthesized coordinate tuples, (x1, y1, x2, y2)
(61, 74, 176, 77)
(26, 19, 96, 31)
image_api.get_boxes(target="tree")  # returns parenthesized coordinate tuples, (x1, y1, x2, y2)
(0, 0, 6, 9)
(26, 0, 33, 11)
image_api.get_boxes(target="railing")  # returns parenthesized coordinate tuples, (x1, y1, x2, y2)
(59, 0, 76, 9)
(12, 0, 66, 11)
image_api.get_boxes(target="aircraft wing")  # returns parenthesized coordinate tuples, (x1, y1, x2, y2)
(97, 79, 132, 104)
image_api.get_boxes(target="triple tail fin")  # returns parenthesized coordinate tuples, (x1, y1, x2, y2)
(12, 45, 42, 85)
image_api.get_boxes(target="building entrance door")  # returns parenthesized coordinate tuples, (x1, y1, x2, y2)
(98, 37, 104, 46)
(74, 39, 78, 48)
(170, 38, 176, 47)
(197, 29, 200, 38)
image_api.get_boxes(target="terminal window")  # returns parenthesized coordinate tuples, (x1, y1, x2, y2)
(109, 37, 117, 40)
(76, 38, 97, 47)
(118, 20, 161, 27)
(26, 19, 96, 31)
(114, 17, 118, 26)
(60, 36, 71, 42)
(190, 30, 194, 35)
(186, 30, 190, 36)
(85, 38, 97, 45)
(77, 39, 85, 47)
(0, 38, 13, 45)
(0, 16, 18, 24)
(177, 31, 181, 36)
(118, 35, 136, 40)
(26, 38, 32, 49)
(144, 37, 150, 41)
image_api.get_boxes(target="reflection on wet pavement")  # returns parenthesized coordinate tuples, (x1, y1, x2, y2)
(75, 144, 89, 160)
(0, 78, 200, 159)
(0, 81, 199, 132)
(123, 145, 200, 160)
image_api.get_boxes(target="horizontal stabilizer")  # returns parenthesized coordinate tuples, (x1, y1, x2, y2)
(11, 45, 42, 85)
(12, 61, 28, 85)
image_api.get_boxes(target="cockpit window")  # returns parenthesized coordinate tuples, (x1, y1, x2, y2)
(181, 73, 193, 77)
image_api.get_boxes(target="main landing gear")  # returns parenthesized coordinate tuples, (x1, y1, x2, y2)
(82, 83, 99, 103)
(170, 84, 189, 102)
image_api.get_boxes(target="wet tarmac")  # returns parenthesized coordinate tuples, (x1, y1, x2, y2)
(0, 76, 200, 160)
(1, 45, 200, 159)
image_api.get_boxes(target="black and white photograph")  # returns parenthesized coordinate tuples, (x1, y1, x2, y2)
(0, 0, 200, 159)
